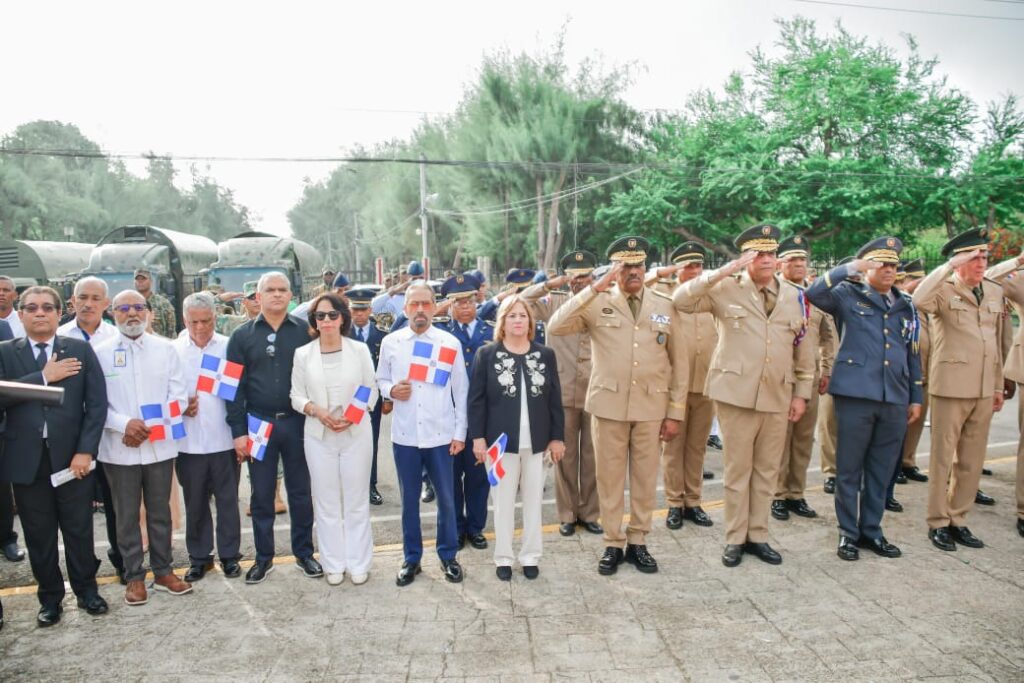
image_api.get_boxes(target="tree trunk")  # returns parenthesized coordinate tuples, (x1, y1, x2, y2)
(944, 205, 956, 238)
(986, 203, 996, 231)
(543, 168, 568, 271)
(535, 176, 545, 268)
(502, 187, 511, 271)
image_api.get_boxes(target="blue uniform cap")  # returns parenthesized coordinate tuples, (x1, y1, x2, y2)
(407, 261, 425, 276)
(441, 273, 481, 300)
(505, 268, 536, 290)
(332, 272, 350, 288)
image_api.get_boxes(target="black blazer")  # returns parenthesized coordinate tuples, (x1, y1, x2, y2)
(467, 341, 564, 453)
(0, 335, 107, 484)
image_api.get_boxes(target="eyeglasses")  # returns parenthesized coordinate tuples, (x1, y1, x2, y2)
(115, 304, 147, 314)
(21, 304, 57, 313)
(265, 332, 276, 357)
(314, 310, 341, 321)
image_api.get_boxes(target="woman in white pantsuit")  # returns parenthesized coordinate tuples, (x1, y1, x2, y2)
(291, 293, 378, 586)
(468, 296, 565, 581)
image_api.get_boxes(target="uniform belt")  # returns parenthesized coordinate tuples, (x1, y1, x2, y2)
(250, 409, 296, 421)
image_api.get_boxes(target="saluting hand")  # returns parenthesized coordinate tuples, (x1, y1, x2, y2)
(949, 248, 982, 269)
(545, 274, 570, 290)
(851, 259, 882, 273)
(719, 250, 757, 279)
(592, 262, 623, 293)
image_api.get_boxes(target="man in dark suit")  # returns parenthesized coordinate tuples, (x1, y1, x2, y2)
(0, 286, 109, 626)
(0, 317, 27, 566)
(806, 238, 923, 561)
(346, 288, 388, 506)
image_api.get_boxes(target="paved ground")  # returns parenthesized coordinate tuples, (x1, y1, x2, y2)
(0, 401, 1022, 680)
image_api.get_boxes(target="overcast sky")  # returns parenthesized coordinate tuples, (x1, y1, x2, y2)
(3, 0, 1022, 237)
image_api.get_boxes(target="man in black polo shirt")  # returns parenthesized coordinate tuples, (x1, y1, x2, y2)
(226, 272, 322, 584)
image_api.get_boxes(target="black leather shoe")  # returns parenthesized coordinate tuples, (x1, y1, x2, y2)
(975, 490, 995, 506)
(837, 536, 859, 561)
(396, 561, 421, 587)
(703, 469, 714, 480)
(495, 565, 512, 581)
(885, 498, 904, 513)
(1018, 519, 1024, 537)
(2, 541, 25, 563)
(523, 565, 539, 580)
(0, 601, 4, 631)
(369, 486, 383, 506)
(184, 561, 213, 583)
(823, 477, 836, 494)
(297, 556, 324, 578)
(37, 604, 63, 627)
(902, 466, 928, 483)
(785, 498, 817, 518)
(771, 500, 790, 521)
(597, 547, 624, 575)
(928, 527, 956, 552)
(221, 559, 242, 578)
(948, 525, 984, 548)
(467, 533, 488, 550)
(441, 559, 464, 583)
(579, 521, 603, 535)
(722, 544, 743, 567)
(683, 506, 713, 527)
(624, 544, 658, 573)
(420, 481, 435, 504)
(743, 542, 782, 565)
(666, 507, 684, 530)
(559, 522, 576, 536)
(858, 536, 902, 558)
(981, 467, 993, 476)
(76, 594, 108, 615)
(895, 471, 907, 484)
(245, 559, 275, 584)
(706, 435, 723, 450)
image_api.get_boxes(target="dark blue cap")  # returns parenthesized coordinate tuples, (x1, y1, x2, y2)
(346, 287, 374, 308)
(441, 273, 481, 299)
(505, 268, 536, 289)
(332, 272, 350, 288)
(407, 261, 425, 276)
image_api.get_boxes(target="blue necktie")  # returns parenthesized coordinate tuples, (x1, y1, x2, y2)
(357, 327, 365, 342)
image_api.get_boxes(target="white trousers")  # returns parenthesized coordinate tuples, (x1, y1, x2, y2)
(304, 429, 374, 575)
(493, 448, 545, 567)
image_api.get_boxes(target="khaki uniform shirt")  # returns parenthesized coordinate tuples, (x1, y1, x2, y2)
(912, 264, 1004, 399)
(674, 270, 815, 413)
(985, 258, 1023, 383)
(521, 283, 591, 410)
(547, 284, 688, 423)
(147, 292, 176, 339)
(652, 280, 718, 393)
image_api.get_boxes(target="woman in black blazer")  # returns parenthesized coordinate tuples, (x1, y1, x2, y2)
(468, 295, 565, 581)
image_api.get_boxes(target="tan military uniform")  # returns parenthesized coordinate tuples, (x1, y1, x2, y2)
(901, 310, 931, 468)
(147, 291, 176, 339)
(652, 279, 719, 509)
(985, 258, 1024, 524)
(816, 327, 839, 477)
(674, 270, 815, 545)
(521, 282, 599, 525)
(776, 295, 835, 501)
(548, 284, 688, 546)
(913, 265, 1004, 530)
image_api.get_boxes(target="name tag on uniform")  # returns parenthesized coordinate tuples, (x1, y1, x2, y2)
(113, 349, 127, 368)
(650, 313, 671, 325)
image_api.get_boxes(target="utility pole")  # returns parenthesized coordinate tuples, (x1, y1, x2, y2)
(353, 212, 361, 276)
(419, 154, 429, 279)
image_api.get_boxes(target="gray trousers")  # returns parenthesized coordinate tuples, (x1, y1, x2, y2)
(176, 450, 241, 563)
(104, 459, 175, 582)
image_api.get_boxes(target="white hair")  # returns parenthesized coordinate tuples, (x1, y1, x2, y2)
(257, 271, 290, 292)
(73, 276, 108, 297)
(183, 291, 216, 316)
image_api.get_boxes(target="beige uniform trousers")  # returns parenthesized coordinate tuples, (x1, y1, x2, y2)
(775, 377, 821, 500)
(554, 407, 599, 524)
(817, 393, 838, 476)
(902, 391, 929, 468)
(662, 392, 715, 508)
(716, 401, 789, 545)
(1017, 385, 1024, 521)
(591, 416, 662, 547)
(926, 395, 995, 529)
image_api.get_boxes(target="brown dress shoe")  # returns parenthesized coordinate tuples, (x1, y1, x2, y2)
(125, 580, 149, 606)
(152, 573, 194, 596)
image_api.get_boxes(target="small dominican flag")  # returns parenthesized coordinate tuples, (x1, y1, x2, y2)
(408, 340, 457, 386)
(343, 385, 373, 424)
(141, 401, 186, 442)
(486, 433, 508, 487)
(196, 354, 244, 401)
(247, 414, 273, 461)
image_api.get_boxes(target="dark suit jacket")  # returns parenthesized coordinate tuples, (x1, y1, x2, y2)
(0, 335, 107, 484)
(467, 341, 564, 453)
(0, 320, 12, 343)
(348, 318, 387, 368)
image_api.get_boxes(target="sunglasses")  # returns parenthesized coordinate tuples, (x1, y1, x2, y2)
(115, 304, 147, 314)
(22, 303, 58, 313)
(314, 310, 341, 321)
(266, 332, 276, 358)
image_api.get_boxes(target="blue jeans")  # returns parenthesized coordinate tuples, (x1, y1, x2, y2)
(394, 443, 457, 563)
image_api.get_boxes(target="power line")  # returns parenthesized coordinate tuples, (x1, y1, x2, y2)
(791, 0, 1024, 20)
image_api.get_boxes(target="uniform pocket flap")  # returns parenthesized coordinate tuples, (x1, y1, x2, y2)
(713, 359, 743, 375)
(948, 298, 970, 311)
(939, 354, 967, 364)
(839, 352, 864, 366)
(596, 318, 621, 328)
(593, 378, 618, 392)
(724, 306, 747, 319)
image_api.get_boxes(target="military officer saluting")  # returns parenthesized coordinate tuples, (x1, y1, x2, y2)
(480, 269, 546, 343)
(674, 224, 815, 568)
(521, 250, 603, 537)
(806, 237, 922, 561)
(648, 242, 720, 530)
(440, 273, 494, 550)
(549, 236, 688, 575)
(347, 288, 388, 506)
(913, 228, 1005, 552)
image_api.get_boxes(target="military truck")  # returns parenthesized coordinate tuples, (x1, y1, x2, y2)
(207, 231, 324, 302)
(0, 239, 94, 294)
(83, 225, 218, 330)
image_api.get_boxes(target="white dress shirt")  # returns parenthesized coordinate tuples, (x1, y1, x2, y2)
(57, 319, 117, 347)
(2, 311, 24, 339)
(172, 332, 235, 455)
(376, 325, 468, 448)
(95, 332, 188, 465)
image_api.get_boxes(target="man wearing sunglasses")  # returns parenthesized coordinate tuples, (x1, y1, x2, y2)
(225, 272, 321, 585)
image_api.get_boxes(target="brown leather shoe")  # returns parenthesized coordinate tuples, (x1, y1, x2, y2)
(124, 580, 148, 606)
(152, 573, 194, 596)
